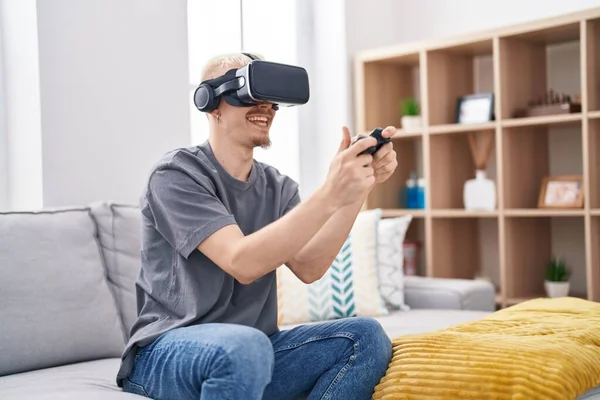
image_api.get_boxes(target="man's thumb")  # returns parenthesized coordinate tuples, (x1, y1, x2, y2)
(337, 126, 352, 153)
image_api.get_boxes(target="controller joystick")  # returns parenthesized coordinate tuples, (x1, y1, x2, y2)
(355, 128, 391, 156)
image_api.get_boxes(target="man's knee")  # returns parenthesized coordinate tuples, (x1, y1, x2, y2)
(344, 317, 392, 367)
(209, 325, 275, 384)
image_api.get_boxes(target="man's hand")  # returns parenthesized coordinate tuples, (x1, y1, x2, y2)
(371, 126, 398, 184)
(322, 126, 377, 208)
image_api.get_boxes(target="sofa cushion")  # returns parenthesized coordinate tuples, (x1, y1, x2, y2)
(279, 309, 491, 339)
(376, 215, 412, 310)
(90, 202, 142, 335)
(0, 208, 126, 377)
(0, 358, 139, 399)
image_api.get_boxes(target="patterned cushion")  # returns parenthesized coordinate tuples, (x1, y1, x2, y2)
(376, 215, 412, 310)
(277, 209, 389, 325)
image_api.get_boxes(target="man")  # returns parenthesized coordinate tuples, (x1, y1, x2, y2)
(117, 53, 399, 400)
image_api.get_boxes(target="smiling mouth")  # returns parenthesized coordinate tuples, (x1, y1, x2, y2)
(246, 115, 270, 128)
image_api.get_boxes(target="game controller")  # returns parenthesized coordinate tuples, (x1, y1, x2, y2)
(355, 128, 391, 156)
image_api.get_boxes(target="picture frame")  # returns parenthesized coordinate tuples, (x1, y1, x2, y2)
(455, 93, 495, 124)
(537, 175, 584, 209)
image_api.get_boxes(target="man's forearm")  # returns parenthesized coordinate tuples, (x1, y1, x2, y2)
(230, 185, 338, 284)
(287, 193, 368, 282)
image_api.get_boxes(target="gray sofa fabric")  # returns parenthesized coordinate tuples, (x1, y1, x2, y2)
(404, 275, 497, 312)
(89, 202, 142, 335)
(0, 208, 125, 377)
(0, 359, 138, 400)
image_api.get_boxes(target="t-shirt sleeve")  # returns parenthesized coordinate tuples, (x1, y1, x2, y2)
(143, 166, 238, 259)
(282, 178, 301, 216)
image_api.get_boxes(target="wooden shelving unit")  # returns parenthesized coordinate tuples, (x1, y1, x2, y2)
(353, 7, 600, 308)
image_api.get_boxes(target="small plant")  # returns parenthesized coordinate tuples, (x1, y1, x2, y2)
(545, 257, 570, 282)
(401, 98, 420, 116)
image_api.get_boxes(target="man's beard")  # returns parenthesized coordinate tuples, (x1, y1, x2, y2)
(251, 135, 271, 149)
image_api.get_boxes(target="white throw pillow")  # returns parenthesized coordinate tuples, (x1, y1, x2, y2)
(377, 215, 413, 310)
(277, 209, 389, 325)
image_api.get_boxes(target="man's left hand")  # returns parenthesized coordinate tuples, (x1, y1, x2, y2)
(372, 126, 398, 184)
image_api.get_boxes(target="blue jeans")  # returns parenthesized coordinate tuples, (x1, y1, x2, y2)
(122, 317, 392, 400)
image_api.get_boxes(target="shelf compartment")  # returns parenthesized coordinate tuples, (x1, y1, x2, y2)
(589, 119, 600, 208)
(426, 39, 494, 126)
(586, 18, 600, 112)
(591, 217, 600, 301)
(498, 22, 581, 120)
(364, 136, 423, 210)
(502, 122, 583, 209)
(505, 216, 587, 300)
(431, 217, 500, 290)
(362, 54, 421, 132)
(430, 128, 497, 209)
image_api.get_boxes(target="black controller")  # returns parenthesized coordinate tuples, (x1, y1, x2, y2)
(355, 128, 391, 156)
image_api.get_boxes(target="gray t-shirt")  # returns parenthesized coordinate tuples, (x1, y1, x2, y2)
(116, 140, 300, 387)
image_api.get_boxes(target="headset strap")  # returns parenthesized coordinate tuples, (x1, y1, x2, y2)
(243, 52, 259, 60)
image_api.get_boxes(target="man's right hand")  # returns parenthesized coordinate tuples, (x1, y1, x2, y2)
(322, 126, 377, 209)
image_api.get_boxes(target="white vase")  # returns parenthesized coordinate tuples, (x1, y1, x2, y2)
(463, 170, 496, 211)
(401, 116, 422, 132)
(544, 281, 570, 298)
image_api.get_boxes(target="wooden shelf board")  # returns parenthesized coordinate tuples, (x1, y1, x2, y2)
(588, 110, 600, 119)
(504, 209, 586, 217)
(591, 209, 600, 216)
(431, 209, 499, 218)
(501, 21, 580, 44)
(393, 129, 422, 139)
(381, 209, 426, 218)
(429, 122, 496, 135)
(501, 113, 582, 128)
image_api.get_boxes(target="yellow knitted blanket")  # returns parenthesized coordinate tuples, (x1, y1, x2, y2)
(373, 297, 600, 400)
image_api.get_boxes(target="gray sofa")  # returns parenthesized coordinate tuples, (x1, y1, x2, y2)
(0, 202, 537, 399)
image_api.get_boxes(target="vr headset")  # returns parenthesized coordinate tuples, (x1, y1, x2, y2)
(194, 53, 310, 112)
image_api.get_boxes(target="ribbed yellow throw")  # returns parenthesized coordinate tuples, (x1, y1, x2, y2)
(373, 297, 600, 400)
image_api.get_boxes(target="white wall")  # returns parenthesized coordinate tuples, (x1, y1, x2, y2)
(0, 0, 44, 211)
(0, 0, 190, 210)
(35, 0, 191, 208)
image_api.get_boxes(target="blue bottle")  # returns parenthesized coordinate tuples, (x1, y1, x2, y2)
(403, 173, 417, 209)
(416, 178, 426, 209)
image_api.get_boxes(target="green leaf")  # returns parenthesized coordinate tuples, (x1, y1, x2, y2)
(400, 98, 420, 116)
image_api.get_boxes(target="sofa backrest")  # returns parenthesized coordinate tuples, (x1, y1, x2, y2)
(0, 207, 126, 376)
(89, 202, 142, 335)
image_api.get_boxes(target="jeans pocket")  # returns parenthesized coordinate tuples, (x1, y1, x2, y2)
(124, 378, 150, 398)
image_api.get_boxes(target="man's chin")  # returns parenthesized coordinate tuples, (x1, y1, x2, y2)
(252, 136, 271, 149)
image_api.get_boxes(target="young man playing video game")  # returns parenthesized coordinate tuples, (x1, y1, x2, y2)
(117, 53, 398, 400)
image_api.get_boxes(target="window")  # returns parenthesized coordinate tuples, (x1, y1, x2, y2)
(187, 0, 300, 182)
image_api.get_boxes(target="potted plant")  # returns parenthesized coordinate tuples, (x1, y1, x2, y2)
(400, 98, 421, 132)
(544, 256, 570, 298)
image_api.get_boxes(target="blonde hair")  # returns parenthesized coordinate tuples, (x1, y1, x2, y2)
(200, 52, 265, 82)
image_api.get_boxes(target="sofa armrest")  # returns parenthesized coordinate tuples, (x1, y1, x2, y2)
(404, 276, 496, 312)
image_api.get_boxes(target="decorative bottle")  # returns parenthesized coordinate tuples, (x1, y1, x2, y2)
(463, 170, 496, 211)
(416, 178, 426, 209)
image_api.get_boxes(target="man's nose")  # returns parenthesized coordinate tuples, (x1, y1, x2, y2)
(257, 101, 278, 111)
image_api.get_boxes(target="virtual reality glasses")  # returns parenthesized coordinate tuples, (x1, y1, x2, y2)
(194, 53, 310, 112)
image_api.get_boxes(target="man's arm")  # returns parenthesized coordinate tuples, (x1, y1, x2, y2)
(285, 195, 366, 283)
(197, 135, 378, 285)
(285, 126, 398, 283)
